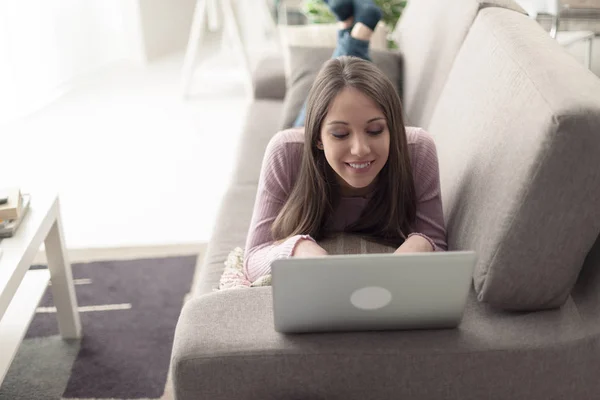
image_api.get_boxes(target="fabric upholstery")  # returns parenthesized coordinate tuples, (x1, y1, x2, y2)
(429, 8, 600, 310)
(193, 185, 257, 296)
(279, 46, 403, 130)
(252, 54, 287, 100)
(391, 0, 525, 129)
(572, 233, 600, 332)
(172, 286, 599, 400)
(229, 100, 284, 186)
(318, 234, 396, 255)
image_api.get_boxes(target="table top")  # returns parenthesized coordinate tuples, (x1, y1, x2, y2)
(0, 192, 59, 318)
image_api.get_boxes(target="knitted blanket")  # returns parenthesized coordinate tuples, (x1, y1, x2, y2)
(216, 247, 271, 291)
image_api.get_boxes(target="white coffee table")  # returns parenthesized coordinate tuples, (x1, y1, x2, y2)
(0, 192, 81, 384)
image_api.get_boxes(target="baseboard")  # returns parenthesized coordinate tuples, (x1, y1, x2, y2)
(33, 242, 207, 265)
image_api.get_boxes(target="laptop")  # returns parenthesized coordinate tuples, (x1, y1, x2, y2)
(271, 251, 477, 334)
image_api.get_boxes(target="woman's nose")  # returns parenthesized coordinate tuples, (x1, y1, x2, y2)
(350, 136, 370, 157)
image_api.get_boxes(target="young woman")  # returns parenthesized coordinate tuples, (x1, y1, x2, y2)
(243, 1, 447, 282)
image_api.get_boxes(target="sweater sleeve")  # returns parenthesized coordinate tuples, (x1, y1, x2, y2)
(410, 129, 448, 251)
(243, 130, 315, 281)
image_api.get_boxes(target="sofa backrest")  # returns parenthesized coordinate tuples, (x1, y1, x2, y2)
(392, 0, 525, 130)
(429, 6, 600, 310)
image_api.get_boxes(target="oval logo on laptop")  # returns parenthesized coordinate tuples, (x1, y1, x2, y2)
(350, 287, 392, 310)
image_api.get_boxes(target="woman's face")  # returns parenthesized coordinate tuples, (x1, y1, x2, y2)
(319, 87, 390, 196)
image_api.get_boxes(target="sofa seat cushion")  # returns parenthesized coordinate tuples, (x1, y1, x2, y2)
(172, 286, 598, 400)
(429, 8, 600, 310)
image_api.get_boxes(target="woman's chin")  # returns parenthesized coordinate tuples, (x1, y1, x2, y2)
(348, 179, 372, 189)
(340, 177, 376, 194)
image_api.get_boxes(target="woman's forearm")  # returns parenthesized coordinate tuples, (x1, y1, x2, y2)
(394, 235, 434, 254)
(292, 238, 328, 258)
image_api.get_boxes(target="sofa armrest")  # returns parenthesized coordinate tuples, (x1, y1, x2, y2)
(252, 54, 287, 100)
(173, 288, 406, 400)
(172, 287, 403, 400)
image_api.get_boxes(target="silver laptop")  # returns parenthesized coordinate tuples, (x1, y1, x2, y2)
(271, 251, 477, 334)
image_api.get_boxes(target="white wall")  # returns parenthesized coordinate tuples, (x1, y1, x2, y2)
(0, 0, 132, 123)
(51, 1, 128, 80)
(0, 0, 198, 124)
(1, 0, 130, 85)
(137, 0, 196, 62)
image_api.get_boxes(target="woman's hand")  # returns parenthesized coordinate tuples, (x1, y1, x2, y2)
(394, 235, 434, 254)
(292, 239, 329, 258)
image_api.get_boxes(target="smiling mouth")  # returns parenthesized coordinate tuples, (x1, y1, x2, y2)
(345, 161, 373, 169)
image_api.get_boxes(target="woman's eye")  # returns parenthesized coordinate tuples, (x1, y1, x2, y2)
(332, 132, 349, 139)
(367, 129, 384, 135)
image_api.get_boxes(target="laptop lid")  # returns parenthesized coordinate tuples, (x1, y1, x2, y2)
(271, 251, 476, 333)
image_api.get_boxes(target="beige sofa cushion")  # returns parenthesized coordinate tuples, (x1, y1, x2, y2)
(391, 0, 525, 130)
(429, 7, 600, 310)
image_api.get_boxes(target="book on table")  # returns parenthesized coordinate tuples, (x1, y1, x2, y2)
(0, 189, 31, 238)
(0, 187, 24, 221)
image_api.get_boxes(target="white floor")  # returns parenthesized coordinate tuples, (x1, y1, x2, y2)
(1, 40, 258, 250)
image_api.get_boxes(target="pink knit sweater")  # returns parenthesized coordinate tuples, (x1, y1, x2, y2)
(243, 127, 447, 281)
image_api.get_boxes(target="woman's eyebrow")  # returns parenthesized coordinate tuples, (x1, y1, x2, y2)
(327, 117, 385, 125)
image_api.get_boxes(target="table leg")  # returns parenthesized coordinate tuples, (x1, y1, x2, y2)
(44, 209, 81, 339)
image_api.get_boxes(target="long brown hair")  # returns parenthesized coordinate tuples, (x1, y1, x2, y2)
(272, 56, 416, 247)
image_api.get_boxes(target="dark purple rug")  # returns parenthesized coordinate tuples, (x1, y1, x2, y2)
(0, 255, 197, 399)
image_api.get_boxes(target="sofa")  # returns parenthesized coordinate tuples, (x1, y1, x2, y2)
(171, 0, 600, 398)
